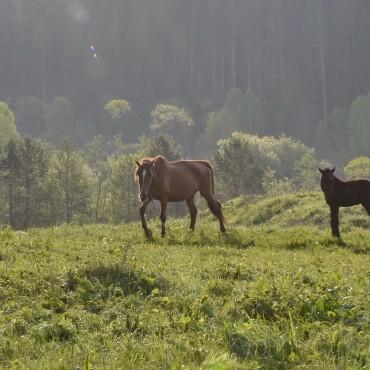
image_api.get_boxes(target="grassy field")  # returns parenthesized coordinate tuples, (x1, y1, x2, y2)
(1, 192, 370, 369)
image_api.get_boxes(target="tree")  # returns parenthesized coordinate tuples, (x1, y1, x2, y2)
(204, 108, 237, 150)
(104, 99, 131, 120)
(150, 103, 194, 155)
(223, 132, 313, 179)
(46, 97, 76, 145)
(214, 134, 264, 197)
(0, 102, 19, 148)
(344, 157, 370, 179)
(104, 99, 132, 137)
(85, 136, 110, 223)
(14, 96, 47, 137)
(54, 140, 93, 224)
(151, 103, 193, 131)
(108, 153, 138, 223)
(0, 139, 22, 228)
(204, 88, 264, 150)
(293, 150, 319, 191)
(348, 94, 370, 157)
(326, 108, 348, 160)
(139, 134, 183, 161)
(19, 138, 50, 228)
(224, 88, 264, 135)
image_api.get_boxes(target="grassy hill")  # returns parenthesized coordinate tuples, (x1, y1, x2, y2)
(221, 191, 370, 230)
(0, 192, 370, 369)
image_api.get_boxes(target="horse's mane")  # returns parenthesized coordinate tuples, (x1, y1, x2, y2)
(134, 156, 167, 180)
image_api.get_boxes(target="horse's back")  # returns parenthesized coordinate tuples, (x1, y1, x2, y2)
(164, 160, 213, 201)
(168, 160, 212, 177)
(328, 178, 370, 206)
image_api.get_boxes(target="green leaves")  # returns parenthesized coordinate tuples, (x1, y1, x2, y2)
(104, 100, 132, 120)
(348, 94, 370, 157)
(150, 104, 194, 132)
(344, 156, 370, 178)
(0, 101, 19, 149)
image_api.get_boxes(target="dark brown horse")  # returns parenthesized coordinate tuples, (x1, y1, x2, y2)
(319, 167, 370, 237)
(135, 156, 226, 237)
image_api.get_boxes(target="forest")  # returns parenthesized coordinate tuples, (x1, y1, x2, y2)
(2, 1, 370, 228)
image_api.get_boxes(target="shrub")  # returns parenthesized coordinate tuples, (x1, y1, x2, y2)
(344, 157, 370, 178)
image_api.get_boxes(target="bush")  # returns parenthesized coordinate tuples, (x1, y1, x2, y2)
(344, 157, 370, 178)
(214, 134, 264, 197)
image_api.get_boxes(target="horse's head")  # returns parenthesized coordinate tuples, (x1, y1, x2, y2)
(135, 159, 155, 202)
(135, 156, 166, 202)
(318, 167, 336, 192)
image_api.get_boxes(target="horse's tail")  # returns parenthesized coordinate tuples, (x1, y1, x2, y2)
(203, 161, 227, 226)
(203, 161, 215, 194)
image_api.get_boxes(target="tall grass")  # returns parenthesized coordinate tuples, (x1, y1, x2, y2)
(0, 192, 369, 368)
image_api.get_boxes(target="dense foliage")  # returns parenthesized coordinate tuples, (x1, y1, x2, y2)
(1, 127, 369, 229)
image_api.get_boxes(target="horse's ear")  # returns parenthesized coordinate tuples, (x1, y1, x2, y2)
(135, 160, 141, 167)
(330, 167, 336, 173)
(318, 168, 324, 175)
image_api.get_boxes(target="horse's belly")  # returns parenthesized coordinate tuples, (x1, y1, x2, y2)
(168, 189, 196, 202)
(326, 193, 360, 207)
(339, 196, 361, 207)
(150, 190, 195, 202)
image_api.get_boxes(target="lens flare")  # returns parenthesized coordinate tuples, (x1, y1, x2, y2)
(68, 2, 90, 24)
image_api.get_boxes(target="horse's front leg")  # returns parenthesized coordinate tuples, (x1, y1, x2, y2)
(159, 198, 168, 237)
(140, 200, 152, 237)
(330, 205, 340, 238)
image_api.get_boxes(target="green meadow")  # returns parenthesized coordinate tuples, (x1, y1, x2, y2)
(1, 192, 370, 369)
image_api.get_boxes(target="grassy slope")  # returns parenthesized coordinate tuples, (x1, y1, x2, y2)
(221, 192, 370, 230)
(0, 192, 370, 369)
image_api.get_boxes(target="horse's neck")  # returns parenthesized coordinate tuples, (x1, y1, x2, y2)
(151, 166, 168, 189)
(322, 176, 341, 196)
(333, 176, 345, 188)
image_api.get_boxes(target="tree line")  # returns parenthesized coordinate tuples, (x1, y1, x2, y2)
(2, 131, 370, 230)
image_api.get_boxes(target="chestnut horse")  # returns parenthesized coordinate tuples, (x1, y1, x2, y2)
(319, 167, 370, 237)
(135, 156, 226, 237)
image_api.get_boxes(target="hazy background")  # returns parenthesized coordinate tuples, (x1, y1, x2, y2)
(1, 0, 370, 227)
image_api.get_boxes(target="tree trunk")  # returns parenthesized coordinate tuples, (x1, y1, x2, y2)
(318, 1, 328, 132)
(126, 173, 130, 221)
(95, 173, 102, 223)
(212, 42, 217, 96)
(65, 155, 71, 224)
(231, 30, 236, 88)
(24, 182, 30, 229)
(9, 174, 14, 228)
(276, 0, 286, 132)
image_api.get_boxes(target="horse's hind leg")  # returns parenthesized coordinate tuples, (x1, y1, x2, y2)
(159, 198, 168, 237)
(330, 205, 340, 238)
(186, 195, 198, 231)
(361, 201, 370, 215)
(202, 192, 226, 233)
